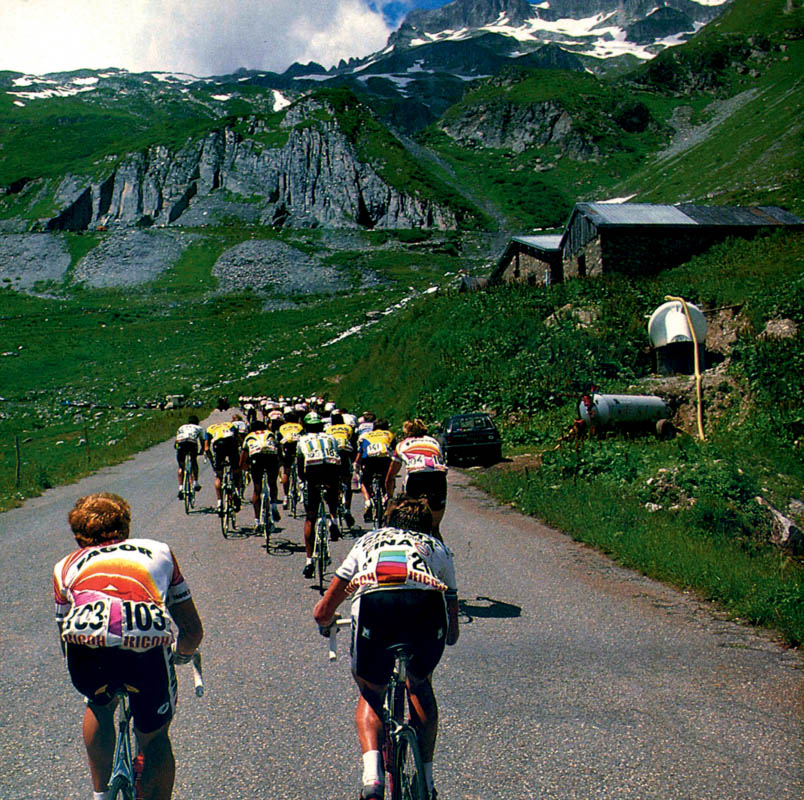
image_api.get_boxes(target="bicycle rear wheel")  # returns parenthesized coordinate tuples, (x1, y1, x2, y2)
(219, 487, 229, 538)
(183, 463, 192, 515)
(392, 726, 428, 800)
(372, 476, 385, 529)
(314, 515, 328, 594)
(226, 487, 237, 533)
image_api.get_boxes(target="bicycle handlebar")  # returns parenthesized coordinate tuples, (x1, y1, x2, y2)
(326, 617, 352, 662)
(191, 651, 204, 697)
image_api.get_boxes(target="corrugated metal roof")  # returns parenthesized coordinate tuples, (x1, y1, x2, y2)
(678, 204, 804, 226)
(577, 202, 804, 228)
(577, 203, 697, 226)
(511, 234, 563, 251)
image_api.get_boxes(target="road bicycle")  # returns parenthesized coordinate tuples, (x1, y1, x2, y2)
(289, 462, 305, 519)
(219, 463, 238, 538)
(311, 494, 332, 594)
(371, 473, 386, 530)
(181, 453, 196, 515)
(107, 652, 203, 799)
(328, 620, 428, 800)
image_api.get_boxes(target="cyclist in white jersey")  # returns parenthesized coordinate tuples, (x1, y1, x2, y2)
(53, 493, 203, 800)
(174, 415, 204, 500)
(314, 495, 459, 800)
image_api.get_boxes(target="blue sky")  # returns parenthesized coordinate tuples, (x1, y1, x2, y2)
(0, 1, 453, 77)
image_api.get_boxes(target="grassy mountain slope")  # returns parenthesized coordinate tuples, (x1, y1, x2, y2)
(415, 0, 802, 228)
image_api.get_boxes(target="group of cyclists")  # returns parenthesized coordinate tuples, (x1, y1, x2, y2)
(53, 393, 458, 800)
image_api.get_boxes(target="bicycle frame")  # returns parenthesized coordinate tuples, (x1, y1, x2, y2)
(182, 454, 195, 515)
(108, 692, 137, 799)
(219, 463, 237, 537)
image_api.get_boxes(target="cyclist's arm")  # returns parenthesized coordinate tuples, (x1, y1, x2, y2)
(313, 575, 349, 629)
(446, 593, 460, 646)
(170, 598, 204, 658)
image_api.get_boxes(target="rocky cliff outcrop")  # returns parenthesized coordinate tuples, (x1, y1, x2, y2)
(43, 98, 458, 233)
(439, 99, 599, 158)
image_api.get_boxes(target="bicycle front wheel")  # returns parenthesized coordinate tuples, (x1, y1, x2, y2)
(393, 726, 428, 800)
(108, 774, 136, 800)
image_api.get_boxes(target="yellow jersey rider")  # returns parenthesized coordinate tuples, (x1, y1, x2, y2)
(205, 421, 242, 512)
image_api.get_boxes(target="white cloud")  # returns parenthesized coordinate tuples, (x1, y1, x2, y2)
(0, 0, 394, 76)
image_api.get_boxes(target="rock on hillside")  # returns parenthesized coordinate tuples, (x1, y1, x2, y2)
(38, 96, 458, 234)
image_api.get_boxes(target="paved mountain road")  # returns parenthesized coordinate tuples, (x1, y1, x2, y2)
(0, 412, 801, 799)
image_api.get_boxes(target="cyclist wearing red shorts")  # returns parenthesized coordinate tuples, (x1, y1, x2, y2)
(53, 493, 203, 800)
(385, 419, 448, 535)
(314, 495, 459, 800)
(297, 411, 342, 578)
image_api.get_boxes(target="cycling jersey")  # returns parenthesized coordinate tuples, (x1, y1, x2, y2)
(297, 432, 341, 469)
(53, 538, 191, 652)
(357, 429, 395, 460)
(335, 526, 456, 611)
(326, 423, 355, 453)
(392, 435, 447, 473)
(230, 419, 248, 437)
(175, 423, 205, 448)
(278, 421, 304, 444)
(243, 430, 279, 458)
(206, 422, 237, 443)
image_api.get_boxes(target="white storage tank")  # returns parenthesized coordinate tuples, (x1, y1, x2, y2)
(578, 393, 669, 427)
(648, 300, 707, 375)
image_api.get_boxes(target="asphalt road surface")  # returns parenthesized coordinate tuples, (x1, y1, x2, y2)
(1, 411, 801, 799)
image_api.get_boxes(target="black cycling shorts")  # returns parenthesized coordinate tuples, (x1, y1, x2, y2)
(66, 644, 177, 734)
(360, 457, 391, 489)
(352, 589, 447, 685)
(303, 463, 340, 521)
(280, 443, 298, 470)
(175, 441, 199, 469)
(404, 471, 448, 512)
(211, 437, 239, 474)
(249, 453, 279, 486)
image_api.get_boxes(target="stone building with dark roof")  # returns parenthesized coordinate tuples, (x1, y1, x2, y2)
(490, 234, 563, 286)
(561, 203, 803, 279)
(493, 203, 802, 286)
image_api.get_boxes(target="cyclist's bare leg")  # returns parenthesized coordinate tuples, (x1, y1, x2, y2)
(251, 477, 262, 518)
(354, 676, 386, 753)
(303, 519, 314, 557)
(135, 723, 175, 800)
(176, 465, 184, 490)
(82, 702, 116, 791)
(406, 673, 438, 762)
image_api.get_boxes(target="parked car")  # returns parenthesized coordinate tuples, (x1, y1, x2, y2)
(436, 412, 502, 466)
